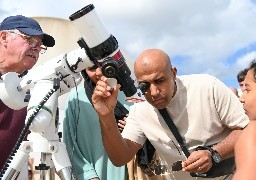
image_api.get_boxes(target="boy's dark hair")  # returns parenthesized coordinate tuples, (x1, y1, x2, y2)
(248, 59, 256, 82)
(237, 68, 249, 83)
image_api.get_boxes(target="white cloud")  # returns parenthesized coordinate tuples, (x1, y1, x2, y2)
(1, 0, 256, 87)
(236, 51, 256, 67)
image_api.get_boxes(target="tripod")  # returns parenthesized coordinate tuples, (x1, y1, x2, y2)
(1, 80, 74, 180)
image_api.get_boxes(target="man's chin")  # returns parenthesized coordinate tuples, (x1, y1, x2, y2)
(25, 60, 37, 70)
(152, 102, 167, 109)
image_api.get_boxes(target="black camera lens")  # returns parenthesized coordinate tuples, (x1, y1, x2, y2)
(102, 58, 119, 78)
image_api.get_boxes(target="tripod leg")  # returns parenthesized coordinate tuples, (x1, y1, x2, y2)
(48, 167, 56, 180)
(52, 142, 73, 180)
(37, 153, 51, 180)
(2, 142, 31, 180)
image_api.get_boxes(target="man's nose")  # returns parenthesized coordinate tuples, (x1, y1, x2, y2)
(150, 84, 159, 96)
(239, 93, 245, 103)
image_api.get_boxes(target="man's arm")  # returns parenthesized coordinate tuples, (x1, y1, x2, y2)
(182, 129, 242, 173)
(98, 112, 141, 166)
(211, 129, 242, 159)
(92, 76, 141, 166)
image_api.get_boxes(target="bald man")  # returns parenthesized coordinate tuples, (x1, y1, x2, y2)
(229, 87, 239, 97)
(92, 48, 249, 179)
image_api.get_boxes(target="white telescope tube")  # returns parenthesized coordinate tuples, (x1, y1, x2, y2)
(69, 4, 109, 48)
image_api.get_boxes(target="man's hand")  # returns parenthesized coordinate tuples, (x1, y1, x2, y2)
(92, 76, 121, 116)
(182, 150, 212, 173)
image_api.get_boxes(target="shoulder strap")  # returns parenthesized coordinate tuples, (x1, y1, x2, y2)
(158, 108, 190, 158)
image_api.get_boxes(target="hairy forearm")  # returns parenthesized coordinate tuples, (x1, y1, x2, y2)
(213, 129, 242, 160)
(98, 113, 137, 166)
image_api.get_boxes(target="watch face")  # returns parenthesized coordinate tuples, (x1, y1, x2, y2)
(213, 152, 221, 163)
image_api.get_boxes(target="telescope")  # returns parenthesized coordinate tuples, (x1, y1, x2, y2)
(1, 4, 138, 111)
(0, 4, 140, 179)
(0, 35, 92, 180)
(69, 4, 137, 97)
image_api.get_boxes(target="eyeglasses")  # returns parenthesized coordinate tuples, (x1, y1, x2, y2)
(8, 30, 47, 54)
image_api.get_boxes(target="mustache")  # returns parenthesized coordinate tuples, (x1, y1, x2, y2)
(26, 50, 39, 59)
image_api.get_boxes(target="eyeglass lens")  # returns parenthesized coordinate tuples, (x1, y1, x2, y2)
(9, 30, 47, 54)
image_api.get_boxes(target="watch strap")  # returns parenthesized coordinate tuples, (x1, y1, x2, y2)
(196, 146, 214, 153)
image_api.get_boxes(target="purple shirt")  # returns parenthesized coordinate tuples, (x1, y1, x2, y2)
(0, 100, 27, 169)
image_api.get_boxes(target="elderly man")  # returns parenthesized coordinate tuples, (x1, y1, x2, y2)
(0, 15, 55, 173)
(92, 48, 249, 179)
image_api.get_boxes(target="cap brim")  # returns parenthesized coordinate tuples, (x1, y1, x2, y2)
(18, 27, 55, 47)
(42, 34, 55, 47)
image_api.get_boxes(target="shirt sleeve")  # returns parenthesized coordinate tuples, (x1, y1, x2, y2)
(63, 90, 98, 179)
(212, 77, 249, 128)
(122, 104, 147, 146)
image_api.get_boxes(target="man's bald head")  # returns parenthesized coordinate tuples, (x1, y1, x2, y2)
(133, 48, 177, 109)
(134, 48, 172, 77)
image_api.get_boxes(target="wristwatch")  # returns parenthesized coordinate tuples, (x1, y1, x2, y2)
(195, 146, 221, 165)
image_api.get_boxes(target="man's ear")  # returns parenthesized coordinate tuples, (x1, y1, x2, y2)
(0, 31, 8, 44)
(172, 67, 177, 78)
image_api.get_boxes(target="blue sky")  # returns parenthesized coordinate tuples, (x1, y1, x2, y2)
(1, 0, 256, 89)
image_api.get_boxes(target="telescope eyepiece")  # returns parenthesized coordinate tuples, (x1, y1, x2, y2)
(102, 58, 119, 78)
(138, 82, 150, 95)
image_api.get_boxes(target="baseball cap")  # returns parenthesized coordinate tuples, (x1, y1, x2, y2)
(0, 15, 55, 47)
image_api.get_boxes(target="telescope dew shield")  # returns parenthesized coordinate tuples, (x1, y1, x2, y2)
(69, 4, 118, 63)
(69, 4, 137, 97)
(69, 4, 109, 49)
